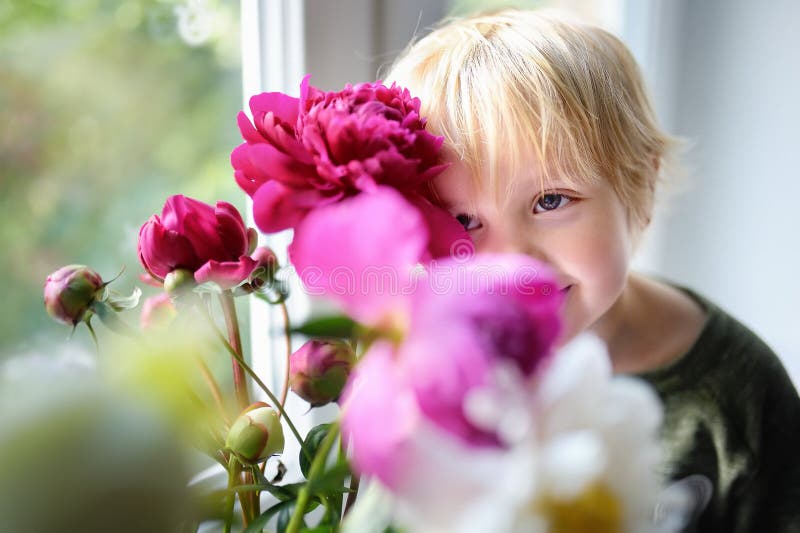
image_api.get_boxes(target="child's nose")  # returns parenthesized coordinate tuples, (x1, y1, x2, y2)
(481, 226, 547, 261)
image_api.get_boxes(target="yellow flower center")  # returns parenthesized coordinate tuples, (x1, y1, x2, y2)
(537, 483, 623, 533)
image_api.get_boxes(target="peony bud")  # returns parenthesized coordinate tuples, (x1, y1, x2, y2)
(252, 246, 278, 273)
(289, 339, 356, 407)
(137, 195, 256, 289)
(163, 269, 195, 296)
(44, 265, 105, 326)
(249, 246, 279, 287)
(225, 402, 284, 465)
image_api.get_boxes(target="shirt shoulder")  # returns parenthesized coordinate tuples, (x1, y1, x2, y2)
(634, 283, 800, 532)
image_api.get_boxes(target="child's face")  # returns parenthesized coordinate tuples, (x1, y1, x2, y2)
(433, 160, 634, 347)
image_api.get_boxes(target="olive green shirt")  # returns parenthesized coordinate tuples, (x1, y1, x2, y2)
(636, 285, 800, 532)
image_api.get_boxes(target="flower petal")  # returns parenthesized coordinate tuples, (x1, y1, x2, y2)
(194, 256, 258, 289)
(236, 111, 264, 145)
(249, 90, 301, 129)
(340, 341, 419, 489)
(287, 187, 428, 324)
(252, 181, 309, 233)
(404, 192, 473, 260)
(214, 201, 250, 257)
(137, 215, 200, 279)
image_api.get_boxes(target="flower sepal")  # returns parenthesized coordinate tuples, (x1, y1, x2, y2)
(103, 286, 142, 312)
(89, 299, 139, 338)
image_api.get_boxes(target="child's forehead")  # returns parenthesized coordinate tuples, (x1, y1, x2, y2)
(433, 156, 591, 208)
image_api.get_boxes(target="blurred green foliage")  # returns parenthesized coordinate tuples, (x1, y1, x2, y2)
(0, 0, 245, 356)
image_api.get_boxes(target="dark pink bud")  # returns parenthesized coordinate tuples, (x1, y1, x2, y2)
(250, 246, 279, 284)
(44, 265, 104, 326)
(252, 246, 278, 270)
(289, 339, 356, 407)
(137, 195, 255, 288)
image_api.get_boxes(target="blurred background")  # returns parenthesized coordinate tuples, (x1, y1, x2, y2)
(2, 0, 799, 385)
(0, 0, 244, 356)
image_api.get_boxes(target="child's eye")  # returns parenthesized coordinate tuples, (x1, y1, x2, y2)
(455, 213, 481, 231)
(533, 192, 573, 214)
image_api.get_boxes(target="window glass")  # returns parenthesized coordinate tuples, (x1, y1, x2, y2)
(1, 0, 242, 357)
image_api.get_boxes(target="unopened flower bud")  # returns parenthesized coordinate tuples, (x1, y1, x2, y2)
(289, 339, 356, 407)
(251, 246, 279, 279)
(225, 402, 284, 465)
(163, 269, 194, 296)
(44, 265, 104, 326)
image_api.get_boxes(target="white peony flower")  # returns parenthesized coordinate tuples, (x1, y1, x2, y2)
(351, 333, 683, 533)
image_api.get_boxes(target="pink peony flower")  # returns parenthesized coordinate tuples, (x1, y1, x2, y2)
(288, 186, 426, 326)
(290, 178, 563, 476)
(400, 255, 562, 446)
(289, 339, 356, 407)
(340, 341, 421, 489)
(44, 265, 105, 326)
(232, 76, 469, 259)
(137, 195, 257, 289)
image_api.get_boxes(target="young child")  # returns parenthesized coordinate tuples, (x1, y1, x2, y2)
(387, 9, 800, 532)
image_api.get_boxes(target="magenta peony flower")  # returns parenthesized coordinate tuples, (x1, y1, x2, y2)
(44, 265, 105, 326)
(289, 339, 356, 407)
(137, 195, 257, 290)
(232, 76, 469, 259)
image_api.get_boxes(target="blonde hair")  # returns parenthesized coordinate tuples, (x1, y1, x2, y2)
(386, 9, 682, 239)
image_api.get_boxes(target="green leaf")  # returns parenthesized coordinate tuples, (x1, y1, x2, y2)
(277, 501, 302, 533)
(291, 315, 357, 339)
(104, 286, 142, 311)
(90, 301, 138, 337)
(307, 460, 352, 496)
(300, 424, 332, 478)
(243, 499, 295, 533)
(220, 482, 304, 502)
(302, 526, 335, 533)
(272, 499, 321, 533)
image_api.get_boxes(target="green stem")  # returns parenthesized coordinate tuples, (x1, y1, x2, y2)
(278, 301, 292, 410)
(285, 422, 341, 533)
(223, 455, 237, 533)
(194, 355, 230, 424)
(200, 304, 312, 463)
(219, 292, 250, 410)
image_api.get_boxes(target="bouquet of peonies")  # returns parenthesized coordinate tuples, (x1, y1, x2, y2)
(33, 76, 688, 533)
